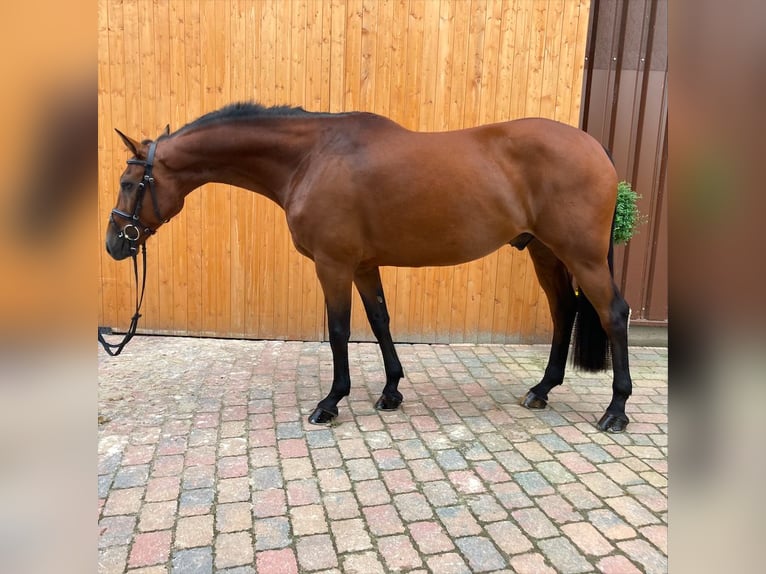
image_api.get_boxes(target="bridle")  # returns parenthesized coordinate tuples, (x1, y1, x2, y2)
(99, 141, 166, 356)
(109, 141, 165, 248)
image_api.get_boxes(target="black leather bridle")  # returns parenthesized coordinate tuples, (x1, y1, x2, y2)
(109, 141, 163, 248)
(99, 141, 165, 356)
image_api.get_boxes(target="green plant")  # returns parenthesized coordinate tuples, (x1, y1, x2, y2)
(613, 180, 643, 245)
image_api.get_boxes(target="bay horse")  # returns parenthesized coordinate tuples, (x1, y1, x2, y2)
(105, 103, 632, 432)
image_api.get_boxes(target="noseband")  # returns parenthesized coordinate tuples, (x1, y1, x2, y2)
(110, 141, 166, 252)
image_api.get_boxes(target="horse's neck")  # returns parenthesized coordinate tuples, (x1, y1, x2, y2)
(166, 121, 319, 207)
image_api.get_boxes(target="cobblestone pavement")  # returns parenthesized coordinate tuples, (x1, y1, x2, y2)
(98, 337, 667, 573)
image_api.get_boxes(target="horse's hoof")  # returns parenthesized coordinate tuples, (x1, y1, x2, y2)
(520, 391, 547, 410)
(308, 407, 338, 425)
(374, 394, 402, 411)
(597, 412, 629, 433)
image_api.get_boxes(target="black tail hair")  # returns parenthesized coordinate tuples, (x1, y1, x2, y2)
(572, 290, 611, 372)
(572, 225, 614, 371)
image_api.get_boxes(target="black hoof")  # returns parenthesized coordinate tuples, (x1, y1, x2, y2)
(597, 412, 629, 433)
(374, 394, 402, 411)
(520, 391, 547, 410)
(308, 407, 338, 425)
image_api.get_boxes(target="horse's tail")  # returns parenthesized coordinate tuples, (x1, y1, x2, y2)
(572, 146, 616, 372)
(572, 228, 614, 372)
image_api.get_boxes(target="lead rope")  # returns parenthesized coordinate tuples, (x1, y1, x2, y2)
(98, 244, 147, 356)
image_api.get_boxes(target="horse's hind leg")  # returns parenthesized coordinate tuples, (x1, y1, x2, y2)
(521, 240, 578, 409)
(309, 261, 354, 425)
(568, 261, 632, 432)
(354, 267, 405, 411)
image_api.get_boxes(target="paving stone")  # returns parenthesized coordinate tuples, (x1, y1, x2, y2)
(217, 477, 251, 504)
(138, 501, 177, 532)
(296, 534, 338, 571)
(455, 536, 507, 572)
(216, 502, 252, 532)
(171, 547, 213, 574)
(341, 551, 386, 574)
(128, 531, 172, 568)
(426, 552, 472, 574)
(537, 536, 592, 574)
(408, 521, 455, 554)
(421, 480, 459, 507)
(103, 487, 144, 516)
(509, 552, 558, 574)
(254, 517, 291, 551)
(436, 505, 482, 537)
(363, 504, 405, 536)
(618, 539, 668, 574)
(290, 504, 328, 535)
(255, 548, 298, 574)
(215, 531, 253, 569)
(331, 518, 373, 553)
(175, 515, 214, 549)
(378, 535, 423, 570)
(485, 520, 533, 555)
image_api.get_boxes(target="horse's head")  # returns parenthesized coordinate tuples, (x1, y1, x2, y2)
(105, 126, 183, 260)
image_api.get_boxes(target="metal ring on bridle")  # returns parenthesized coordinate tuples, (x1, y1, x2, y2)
(122, 224, 140, 241)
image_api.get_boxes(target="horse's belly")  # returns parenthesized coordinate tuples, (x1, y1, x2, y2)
(372, 227, 511, 268)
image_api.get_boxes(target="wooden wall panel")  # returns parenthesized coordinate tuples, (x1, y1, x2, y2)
(98, 0, 592, 344)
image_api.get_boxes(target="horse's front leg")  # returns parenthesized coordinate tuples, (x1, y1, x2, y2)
(354, 267, 404, 411)
(309, 261, 353, 425)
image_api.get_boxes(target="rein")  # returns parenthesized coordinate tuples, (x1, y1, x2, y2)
(98, 141, 162, 356)
(98, 244, 147, 356)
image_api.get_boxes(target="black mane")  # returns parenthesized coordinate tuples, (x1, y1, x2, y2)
(174, 102, 343, 135)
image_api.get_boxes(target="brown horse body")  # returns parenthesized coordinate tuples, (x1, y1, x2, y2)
(106, 103, 632, 432)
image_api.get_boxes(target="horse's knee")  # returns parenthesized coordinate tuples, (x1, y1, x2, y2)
(609, 293, 630, 336)
(328, 322, 350, 344)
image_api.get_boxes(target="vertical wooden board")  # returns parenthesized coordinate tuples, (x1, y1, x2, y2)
(97, 0, 113, 328)
(329, 0, 347, 112)
(387, 0, 408, 124)
(539, 0, 564, 118)
(229, 0, 248, 337)
(153, 0, 176, 332)
(110, 0, 136, 329)
(199, 0, 217, 335)
(286, 0, 309, 340)
(491, 247, 513, 343)
(168, 0, 189, 334)
(394, 0, 423, 339)
(273, 1, 293, 338)
(218, 0, 233, 336)
(183, 0, 204, 334)
(135, 0, 161, 331)
(508, 0, 531, 120)
(359, 0, 378, 111)
(433, 0, 453, 132)
(256, 3, 278, 337)
(418, 0, 439, 131)
(494, 0, 515, 121)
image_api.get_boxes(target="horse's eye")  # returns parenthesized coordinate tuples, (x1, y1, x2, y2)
(121, 181, 133, 191)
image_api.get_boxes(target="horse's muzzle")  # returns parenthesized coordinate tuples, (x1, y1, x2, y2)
(105, 231, 134, 261)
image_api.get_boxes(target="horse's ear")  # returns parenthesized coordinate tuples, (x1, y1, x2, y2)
(163, 124, 170, 136)
(115, 129, 141, 157)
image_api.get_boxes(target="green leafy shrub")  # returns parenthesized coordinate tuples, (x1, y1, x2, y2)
(613, 180, 643, 245)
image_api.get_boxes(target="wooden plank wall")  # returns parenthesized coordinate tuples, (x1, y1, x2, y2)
(98, 0, 591, 344)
